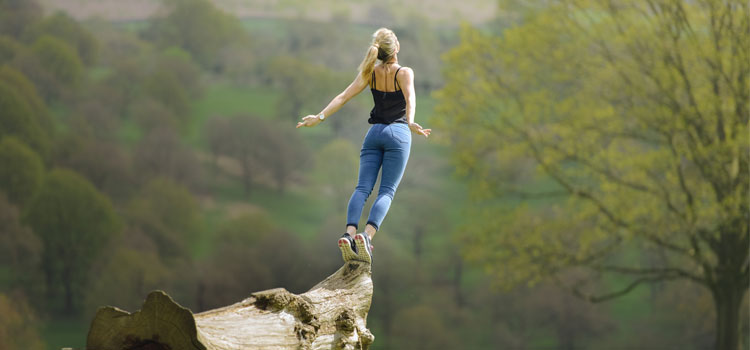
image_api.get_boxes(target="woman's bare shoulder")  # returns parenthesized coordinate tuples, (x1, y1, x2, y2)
(396, 66, 414, 83)
(397, 66, 414, 75)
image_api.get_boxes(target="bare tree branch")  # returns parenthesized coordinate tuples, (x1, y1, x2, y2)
(559, 274, 681, 303)
(595, 264, 705, 285)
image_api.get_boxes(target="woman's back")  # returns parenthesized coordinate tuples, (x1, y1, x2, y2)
(371, 64, 404, 92)
(369, 64, 407, 125)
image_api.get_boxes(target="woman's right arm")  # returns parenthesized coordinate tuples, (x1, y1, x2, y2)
(399, 67, 431, 138)
(296, 73, 369, 129)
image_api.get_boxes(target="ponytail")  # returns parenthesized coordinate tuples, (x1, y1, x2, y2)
(359, 44, 379, 84)
(358, 28, 398, 85)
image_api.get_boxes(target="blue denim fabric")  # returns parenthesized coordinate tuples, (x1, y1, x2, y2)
(346, 123, 411, 231)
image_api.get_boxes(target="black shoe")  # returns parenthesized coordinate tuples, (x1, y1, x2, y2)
(338, 233, 358, 262)
(354, 233, 373, 264)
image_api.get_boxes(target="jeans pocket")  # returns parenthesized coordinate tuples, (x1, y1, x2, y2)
(391, 126, 411, 144)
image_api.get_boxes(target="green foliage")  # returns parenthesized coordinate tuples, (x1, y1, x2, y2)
(23, 169, 120, 314)
(0, 0, 43, 39)
(0, 7, 730, 348)
(313, 138, 358, 210)
(392, 15, 445, 90)
(53, 135, 132, 201)
(142, 69, 190, 120)
(0, 195, 43, 295)
(197, 212, 313, 309)
(0, 68, 51, 157)
(127, 177, 200, 259)
(137, 48, 202, 128)
(132, 127, 200, 186)
(23, 12, 98, 65)
(85, 247, 171, 315)
(0, 137, 44, 206)
(190, 83, 279, 146)
(0, 35, 24, 64)
(0, 293, 45, 350)
(262, 119, 311, 193)
(143, 0, 243, 71)
(435, 0, 749, 346)
(268, 56, 345, 123)
(30, 35, 84, 91)
(206, 114, 310, 195)
(390, 305, 460, 349)
(0, 65, 52, 137)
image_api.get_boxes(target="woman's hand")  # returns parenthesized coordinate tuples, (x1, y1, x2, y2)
(296, 115, 322, 129)
(409, 122, 431, 138)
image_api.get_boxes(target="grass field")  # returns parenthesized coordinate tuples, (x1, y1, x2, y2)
(42, 318, 88, 350)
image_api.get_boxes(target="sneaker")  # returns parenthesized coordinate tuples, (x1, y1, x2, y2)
(338, 233, 358, 262)
(354, 233, 373, 264)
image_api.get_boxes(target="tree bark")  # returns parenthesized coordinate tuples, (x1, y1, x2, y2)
(712, 282, 746, 350)
(86, 261, 374, 350)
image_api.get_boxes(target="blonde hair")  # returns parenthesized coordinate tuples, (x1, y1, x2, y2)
(358, 28, 399, 83)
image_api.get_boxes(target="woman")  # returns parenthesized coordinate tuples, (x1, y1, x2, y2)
(296, 28, 431, 264)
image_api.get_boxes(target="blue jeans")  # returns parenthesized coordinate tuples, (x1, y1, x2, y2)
(346, 123, 411, 231)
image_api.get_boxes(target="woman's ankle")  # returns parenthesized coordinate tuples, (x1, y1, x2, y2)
(346, 225, 357, 236)
(364, 224, 377, 239)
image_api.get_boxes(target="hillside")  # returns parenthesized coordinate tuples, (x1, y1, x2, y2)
(38, 0, 497, 25)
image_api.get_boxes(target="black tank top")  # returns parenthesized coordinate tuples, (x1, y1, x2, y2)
(368, 66, 407, 125)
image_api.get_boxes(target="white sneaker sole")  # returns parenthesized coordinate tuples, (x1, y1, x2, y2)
(338, 238, 358, 262)
(354, 234, 372, 264)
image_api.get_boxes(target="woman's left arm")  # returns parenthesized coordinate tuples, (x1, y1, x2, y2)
(399, 68, 431, 138)
(296, 73, 368, 129)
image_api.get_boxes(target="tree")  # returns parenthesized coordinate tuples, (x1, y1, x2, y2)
(141, 70, 190, 122)
(53, 135, 133, 201)
(126, 177, 200, 260)
(23, 11, 98, 65)
(260, 119, 310, 193)
(393, 15, 444, 91)
(0, 0, 43, 39)
(434, 1, 748, 348)
(30, 35, 83, 88)
(133, 126, 200, 187)
(84, 245, 172, 316)
(0, 69, 51, 157)
(97, 58, 146, 119)
(313, 139, 359, 210)
(23, 169, 120, 314)
(205, 115, 233, 174)
(142, 0, 243, 71)
(196, 212, 313, 310)
(139, 48, 203, 127)
(0, 195, 43, 296)
(205, 115, 300, 196)
(0, 36, 24, 64)
(129, 97, 180, 133)
(0, 65, 52, 134)
(0, 137, 43, 206)
(0, 293, 45, 350)
(268, 56, 342, 123)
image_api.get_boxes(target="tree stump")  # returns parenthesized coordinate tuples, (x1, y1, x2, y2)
(86, 261, 374, 350)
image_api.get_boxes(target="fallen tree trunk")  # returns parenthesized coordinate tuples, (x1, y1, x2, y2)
(86, 261, 374, 350)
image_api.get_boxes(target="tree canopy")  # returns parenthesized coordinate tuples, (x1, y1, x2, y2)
(0, 137, 44, 206)
(23, 169, 120, 314)
(0, 67, 51, 157)
(434, 0, 748, 348)
(23, 12, 97, 65)
(142, 0, 243, 71)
